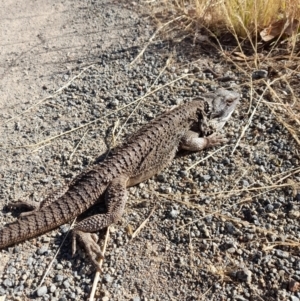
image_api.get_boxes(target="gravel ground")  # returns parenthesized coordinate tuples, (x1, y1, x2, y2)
(0, 1, 300, 301)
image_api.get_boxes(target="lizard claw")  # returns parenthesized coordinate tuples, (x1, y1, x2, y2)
(206, 132, 228, 147)
(72, 230, 104, 271)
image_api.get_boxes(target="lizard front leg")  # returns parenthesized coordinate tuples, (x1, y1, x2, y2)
(72, 175, 128, 270)
(180, 130, 227, 151)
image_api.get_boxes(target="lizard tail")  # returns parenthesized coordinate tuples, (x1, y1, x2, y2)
(0, 168, 111, 249)
(0, 193, 81, 248)
(0, 212, 61, 248)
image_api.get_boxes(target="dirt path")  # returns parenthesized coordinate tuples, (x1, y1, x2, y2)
(0, 0, 134, 114)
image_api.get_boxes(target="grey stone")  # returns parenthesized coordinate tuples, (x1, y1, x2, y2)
(50, 284, 56, 293)
(37, 286, 48, 296)
(56, 264, 63, 270)
(63, 280, 70, 288)
(199, 174, 211, 182)
(275, 250, 290, 259)
(103, 274, 113, 283)
(235, 269, 252, 283)
(37, 245, 48, 255)
(265, 204, 274, 211)
(3, 278, 14, 287)
(169, 209, 179, 218)
(252, 70, 268, 79)
(55, 274, 64, 282)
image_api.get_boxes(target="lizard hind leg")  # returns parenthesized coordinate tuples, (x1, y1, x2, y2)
(7, 185, 70, 218)
(72, 175, 129, 270)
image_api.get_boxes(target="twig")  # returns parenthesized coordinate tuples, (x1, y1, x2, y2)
(3, 64, 95, 125)
(186, 145, 228, 171)
(263, 241, 300, 251)
(69, 129, 89, 160)
(14, 73, 191, 150)
(153, 181, 299, 200)
(34, 218, 77, 292)
(266, 102, 300, 146)
(199, 286, 212, 300)
(109, 119, 120, 149)
(205, 182, 299, 196)
(271, 166, 300, 178)
(162, 185, 284, 231)
(274, 167, 300, 184)
(131, 205, 157, 239)
(130, 17, 182, 66)
(231, 86, 267, 154)
(31, 143, 52, 153)
(114, 57, 172, 143)
(104, 119, 120, 160)
(232, 76, 285, 155)
(89, 226, 110, 301)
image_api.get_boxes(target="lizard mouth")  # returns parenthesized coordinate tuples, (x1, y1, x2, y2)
(204, 101, 214, 117)
(205, 102, 223, 119)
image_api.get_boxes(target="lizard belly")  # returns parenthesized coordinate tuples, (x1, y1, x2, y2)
(127, 142, 179, 187)
(127, 168, 161, 187)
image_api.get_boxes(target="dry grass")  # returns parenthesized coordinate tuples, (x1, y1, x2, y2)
(145, 0, 300, 152)
(151, 0, 300, 39)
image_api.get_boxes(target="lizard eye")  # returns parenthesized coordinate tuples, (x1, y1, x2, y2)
(226, 98, 235, 106)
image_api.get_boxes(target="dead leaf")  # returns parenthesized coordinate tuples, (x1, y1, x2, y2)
(233, 51, 247, 59)
(187, 9, 197, 17)
(260, 18, 300, 41)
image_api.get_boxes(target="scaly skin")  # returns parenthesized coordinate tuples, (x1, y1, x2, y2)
(0, 89, 240, 270)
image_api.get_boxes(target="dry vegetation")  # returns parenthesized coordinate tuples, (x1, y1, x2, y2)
(153, 0, 300, 39)
(145, 0, 300, 147)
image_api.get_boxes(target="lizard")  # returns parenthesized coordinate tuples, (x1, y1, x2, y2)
(0, 88, 240, 270)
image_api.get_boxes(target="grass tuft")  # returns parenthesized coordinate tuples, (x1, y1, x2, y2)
(154, 0, 300, 39)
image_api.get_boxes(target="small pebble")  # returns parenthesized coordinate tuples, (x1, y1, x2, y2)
(103, 274, 113, 283)
(252, 69, 268, 79)
(235, 269, 252, 283)
(50, 284, 57, 293)
(63, 280, 70, 288)
(3, 278, 13, 287)
(55, 275, 64, 282)
(265, 204, 274, 211)
(56, 264, 63, 270)
(199, 174, 211, 182)
(37, 286, 47, 297)
(275, 250, 290, 259)
(289, 210, 300, 219)
(169, 209, 179, 218)
(42, 237, 51, 243)
(234, 295, 248, 301)
(37, 245, 48, 255)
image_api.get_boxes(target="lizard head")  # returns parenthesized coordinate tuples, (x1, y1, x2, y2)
(203, 88, 240, 131)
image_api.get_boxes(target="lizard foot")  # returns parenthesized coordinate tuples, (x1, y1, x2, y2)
(72, 230, 104, 271)
(6, 199, 38, 217)
(206, 133, 227, 147)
